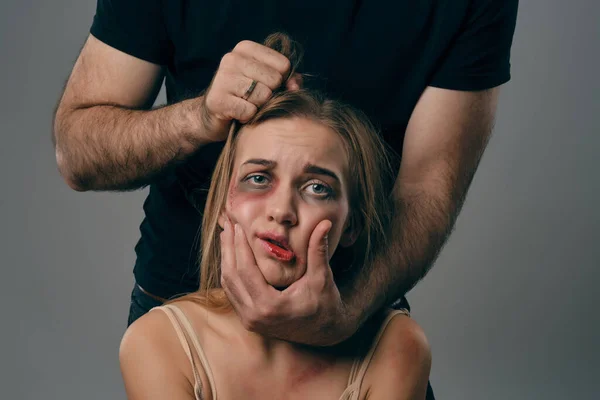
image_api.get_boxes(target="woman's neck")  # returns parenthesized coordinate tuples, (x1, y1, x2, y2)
(183, 288, 358, 369)
(226, 310, 358, 371)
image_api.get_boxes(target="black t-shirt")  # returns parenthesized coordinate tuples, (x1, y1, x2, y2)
(90, 0, 518, 299)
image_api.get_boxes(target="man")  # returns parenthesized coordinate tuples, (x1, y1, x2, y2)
(53, 1, 518, 397)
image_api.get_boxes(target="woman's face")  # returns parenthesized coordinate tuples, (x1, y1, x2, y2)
(223, 117, 356, 289)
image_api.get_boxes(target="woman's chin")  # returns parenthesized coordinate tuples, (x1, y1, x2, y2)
(264, 276, 296, 291)
(259, 264, 303, 291)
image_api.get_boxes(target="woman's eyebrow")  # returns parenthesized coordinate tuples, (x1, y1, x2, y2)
(241, 158, 276, 168)
(240, 159, 340, 183)
(304, 163, 340, 183)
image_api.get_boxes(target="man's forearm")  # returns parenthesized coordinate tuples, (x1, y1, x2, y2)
(53, 97, 209, 192)
(342, 87, 498, 326)
(342, 181, 459, 325)
(343, 144, 492, 326)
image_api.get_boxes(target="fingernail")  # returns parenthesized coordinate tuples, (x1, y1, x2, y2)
(234, 224, 240, 234)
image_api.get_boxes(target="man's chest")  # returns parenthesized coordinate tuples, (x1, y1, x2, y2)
(163, 0, 467, 137)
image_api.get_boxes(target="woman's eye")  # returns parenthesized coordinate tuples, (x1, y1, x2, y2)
(305, 181, 333, 198)
(245, 174, 269, 186)
(311, 184, 326, 193)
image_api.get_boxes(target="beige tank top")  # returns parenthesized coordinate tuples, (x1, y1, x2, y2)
(157, 304, 410, 400)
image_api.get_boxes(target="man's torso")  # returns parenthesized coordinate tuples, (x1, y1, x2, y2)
(94, 0, 487, 297)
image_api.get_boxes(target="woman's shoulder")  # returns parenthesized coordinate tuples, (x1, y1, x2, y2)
(360, 309, 431, 399)
(122, 300, 204, 342)
(122, 299, 228, 348)
(119, 303, 200, 399)
(120, 301, 211, 369)
(120, 304, 183, 357)
(120, 299, 234, 399)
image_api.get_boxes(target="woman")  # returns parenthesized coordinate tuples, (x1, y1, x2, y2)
(120, 34, 431, 400)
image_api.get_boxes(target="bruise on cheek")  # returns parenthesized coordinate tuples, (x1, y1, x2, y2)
(228, 178, 276, 209)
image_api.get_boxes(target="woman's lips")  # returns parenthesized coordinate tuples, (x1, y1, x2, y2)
(259, 238, 296, 262)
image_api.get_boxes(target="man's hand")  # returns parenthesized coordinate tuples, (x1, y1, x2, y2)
(220, 219, 358, 346)
(201, 40, 302, 142)
(53, 36, 302, 191)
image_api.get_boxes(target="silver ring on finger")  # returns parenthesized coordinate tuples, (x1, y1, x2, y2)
(242, 79, 258, 100)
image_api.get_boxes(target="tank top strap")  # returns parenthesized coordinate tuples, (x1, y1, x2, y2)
(339, 308, 411, 400)
(338, 356, 362, 400)
(156, 304, 218, 400)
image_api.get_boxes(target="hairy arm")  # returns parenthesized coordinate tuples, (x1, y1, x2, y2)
(54, 35, 293, 192)
(343, 86, 500, 325)
(53, 34, 210, 192)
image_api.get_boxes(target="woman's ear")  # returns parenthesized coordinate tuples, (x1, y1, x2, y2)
(339, 217, 360, 248)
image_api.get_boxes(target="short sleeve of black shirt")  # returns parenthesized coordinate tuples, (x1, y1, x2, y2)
(90, 0, 171, 65)
(430, 0, 519, 91)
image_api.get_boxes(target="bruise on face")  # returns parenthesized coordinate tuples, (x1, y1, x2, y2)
(227, 171, 278, 210)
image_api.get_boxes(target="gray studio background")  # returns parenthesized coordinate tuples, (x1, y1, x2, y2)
(1, 1, 598, 399)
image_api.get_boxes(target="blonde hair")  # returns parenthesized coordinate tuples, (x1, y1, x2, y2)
(171, 33, 394, 310)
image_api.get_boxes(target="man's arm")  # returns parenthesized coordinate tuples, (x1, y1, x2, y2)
(343, 86, 500, 325)
(53, 35, 291, 192)
(53, 34, 207, 191)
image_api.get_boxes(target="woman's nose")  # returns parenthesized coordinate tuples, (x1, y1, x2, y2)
(267, 187, 298, 226)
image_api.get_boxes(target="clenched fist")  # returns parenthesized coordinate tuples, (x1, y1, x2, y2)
(199, 40, 302, 142)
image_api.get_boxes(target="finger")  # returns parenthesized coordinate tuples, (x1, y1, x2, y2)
(233, 224, 274, 300)
(233, 40, 292, 77)
(236, 78, 273, 107)
(204, 76, 258, 121)
(237, 56, 284, 90)
(306, 220, 333, 277)
(220, 95, 258, 123)
(286, 73, 303, 91)
(221, 51, 284, 90)
(219, 218, 236, 289)
(220, 220, 252, 307)
(281, 220, 333, 315)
